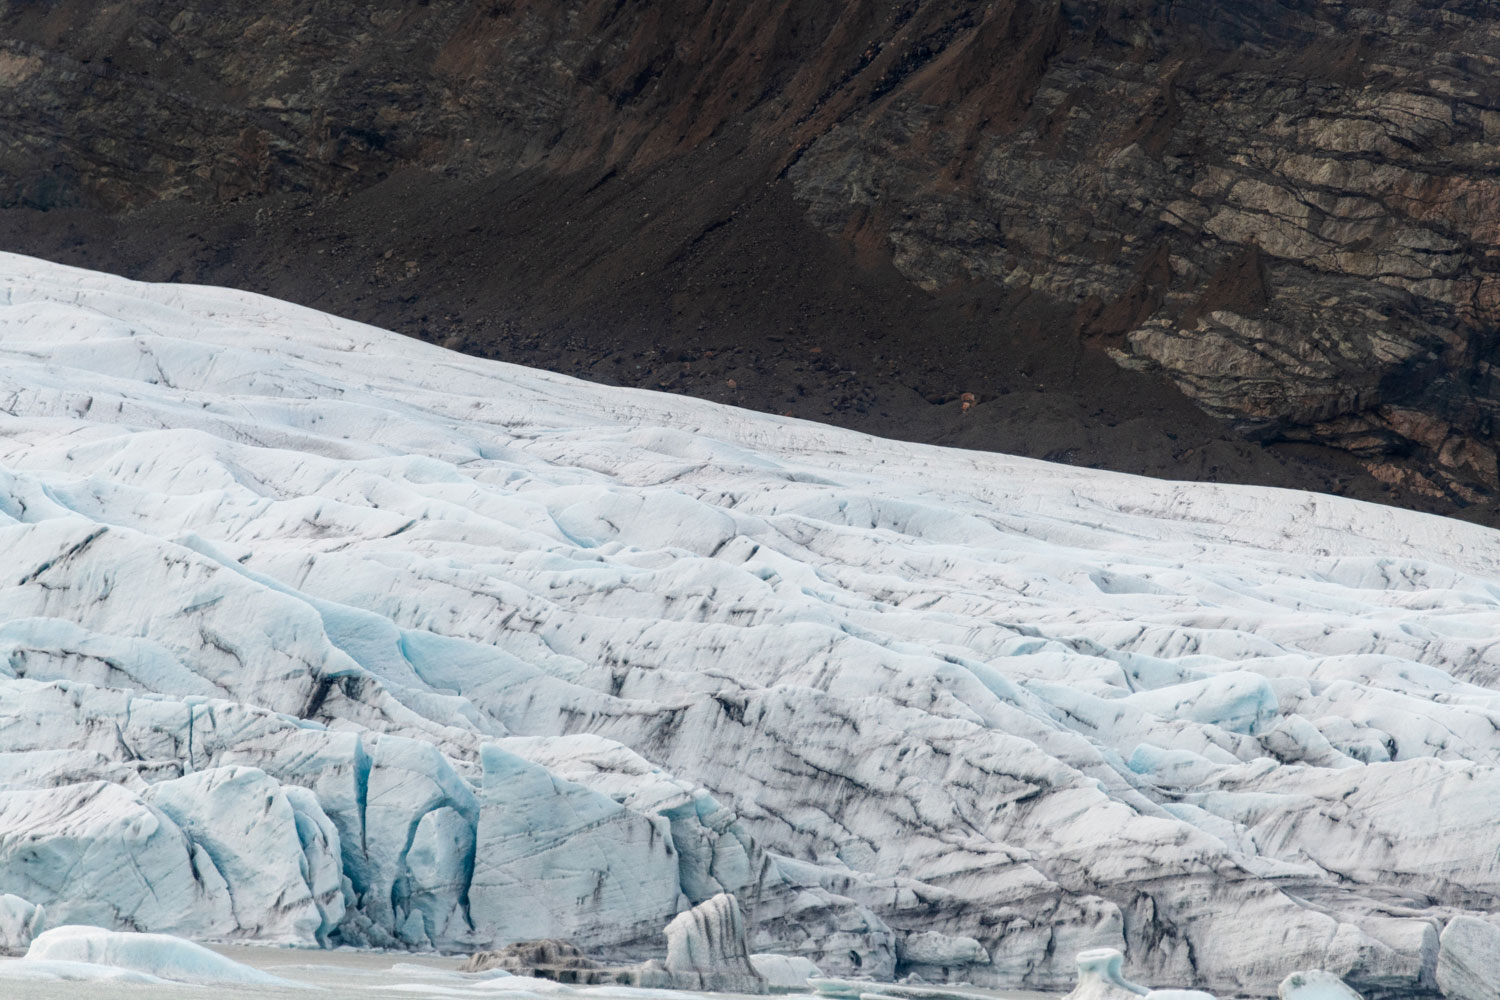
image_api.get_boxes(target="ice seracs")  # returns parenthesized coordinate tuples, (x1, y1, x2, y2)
(6, 252, 1500, 994)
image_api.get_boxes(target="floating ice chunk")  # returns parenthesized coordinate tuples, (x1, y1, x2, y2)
(1277, 970, 1362, 1000)
(0, 957, 169, 983)
(898, 930, 991, 968)
(1146, 991, 1218, 1000)
(751, 953, 823, 989)
(1437, 917, 1500, 1000)
(1065, 948, 1149, 1000)
(855, 983, 1000, 1000)
(0, 894, 43, 955)
(22, 925, 302, 985)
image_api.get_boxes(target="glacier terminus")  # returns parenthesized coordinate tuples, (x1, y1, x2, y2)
(1, 253, 1500, 997)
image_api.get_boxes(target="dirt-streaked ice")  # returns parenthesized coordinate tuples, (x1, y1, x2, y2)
(1, 252, 1499, 995)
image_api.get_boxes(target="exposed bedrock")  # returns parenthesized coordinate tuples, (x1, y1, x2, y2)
(5, 2, 1500, 510)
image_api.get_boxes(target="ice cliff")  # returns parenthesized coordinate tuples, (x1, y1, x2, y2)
(2, 253, 1500, 995)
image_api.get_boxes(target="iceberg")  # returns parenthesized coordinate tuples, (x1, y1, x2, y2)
(1278, 971, 1363, 1000)
(0, 894, 43, 955)
(659, 893, 767, 993)
(19, 925, 302, 985)
(2, 252, 1500, 994)
(1066, 948, 1149, 1000)
(750, 952, 822, 989)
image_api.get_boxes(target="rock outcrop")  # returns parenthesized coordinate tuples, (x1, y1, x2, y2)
(5, 2, 1500, 518)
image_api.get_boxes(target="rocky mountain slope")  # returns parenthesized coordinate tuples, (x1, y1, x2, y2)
(3, 1, 1500, 521)
(7, 254, 1500, 996)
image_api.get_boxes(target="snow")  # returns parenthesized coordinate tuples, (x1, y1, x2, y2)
(1, 252, 1500, 995)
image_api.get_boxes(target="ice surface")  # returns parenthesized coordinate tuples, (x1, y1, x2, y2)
(21, 926, 300, 985)
(1066, 948, 1149, 1000)
(0, 895, 43, 955)
(750, 953, 822, 989)
(661, 893, 765, 992)
(3, 253, 1500, 994)
(1276, 971, 1362, 1000)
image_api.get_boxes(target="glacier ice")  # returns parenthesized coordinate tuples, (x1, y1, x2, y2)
(1277, 970, 1363, 1000)
(1066, 948, 1149, 1000)
(0, 894, 43, 955)
(897, 931, 990, 971)
(2, 252, 1500, 994)
(469, 743, 682, 953)
(749, 952, 822, 989)
(1435, 917, 1500, 1000)
(142, 765, 336, 942)
(659, 893, 766, 993)
(21, 925, 300, 985)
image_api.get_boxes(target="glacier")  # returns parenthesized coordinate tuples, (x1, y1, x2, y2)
(2, 251, 1500, 995)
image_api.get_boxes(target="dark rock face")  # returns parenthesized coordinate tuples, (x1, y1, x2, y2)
(789, 0, 1500, 506)
(4, 1, 1500, 516)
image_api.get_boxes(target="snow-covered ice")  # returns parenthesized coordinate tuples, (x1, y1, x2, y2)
(2, 252, 1500, 995)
